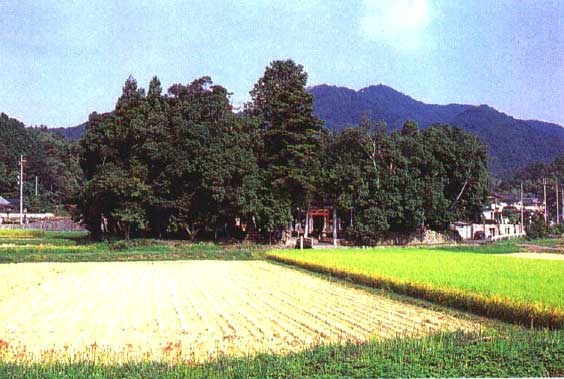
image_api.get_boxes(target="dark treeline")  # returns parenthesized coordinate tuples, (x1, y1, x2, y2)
(498, 155, 564, 223)
(75, 60, 489, 242)
(0, 113, 82, 212)
(499, 155, 564, 192)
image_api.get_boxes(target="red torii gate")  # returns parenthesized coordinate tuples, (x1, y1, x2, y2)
(307, 208, 330, 235)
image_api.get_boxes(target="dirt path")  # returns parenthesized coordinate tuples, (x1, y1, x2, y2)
(517, 243, 564, 253)
(504, 252, 564, 260)
(0, 261, 480, 362)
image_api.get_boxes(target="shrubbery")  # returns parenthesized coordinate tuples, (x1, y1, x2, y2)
(549, 223, 564, 235)
(525, 213, 549, 239)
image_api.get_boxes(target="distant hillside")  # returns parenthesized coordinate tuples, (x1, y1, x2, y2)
(48, 123, 86, 141)
(0, 113, 82, 205)
(310, 84, 564, 173)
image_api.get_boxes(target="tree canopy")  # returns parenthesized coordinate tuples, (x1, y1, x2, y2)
(0, 60, 491, 242)
(72, 60, 489, 242)
(0, 113, 82, 212)
(76, 76, 262, 239)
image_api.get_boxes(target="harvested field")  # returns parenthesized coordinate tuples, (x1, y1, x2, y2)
(0, 261, 478, 363)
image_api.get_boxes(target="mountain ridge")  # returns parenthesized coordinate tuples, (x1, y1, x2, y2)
(48, 122, 87, 140)
(47, 84, 564, 174)
(308, 84, 564, 173)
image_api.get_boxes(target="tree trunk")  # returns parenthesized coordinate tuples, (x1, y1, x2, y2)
(124, 224, 130, 242)
(185, 225, 194, 241)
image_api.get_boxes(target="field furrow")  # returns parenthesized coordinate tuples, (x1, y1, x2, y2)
(0, 261, 479, 362)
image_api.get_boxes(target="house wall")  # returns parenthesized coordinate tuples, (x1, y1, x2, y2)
(451, 222, 523, 241)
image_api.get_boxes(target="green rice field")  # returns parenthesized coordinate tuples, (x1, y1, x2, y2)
(269, 247, 564, 308)
(268, 245, 564, 327)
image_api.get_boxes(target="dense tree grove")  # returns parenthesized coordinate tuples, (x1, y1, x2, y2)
(77, 76, 262, 240)
(320, 117, 489, 244)
(73, 60, 489, 242)
(0, 113, 82, 212)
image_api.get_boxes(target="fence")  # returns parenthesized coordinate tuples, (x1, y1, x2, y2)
(0, 219, 85, 232)
(488, 232, 526, 242)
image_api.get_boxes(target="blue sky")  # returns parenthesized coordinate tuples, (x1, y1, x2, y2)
(0, 0, 562, 127)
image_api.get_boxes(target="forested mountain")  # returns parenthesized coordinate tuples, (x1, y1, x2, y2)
(51, 84, 563, 174)
(309, 85, 564, 173)
(49, 122, 87, 141)
(0, 113, 82, 212)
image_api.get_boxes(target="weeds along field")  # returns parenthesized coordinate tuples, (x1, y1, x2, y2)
(267, 245, 564, 328)
(0, 231, 264, 262)
(0, 229, 46, 239)
(0, 260, 479, 363)
(2, 328, 563, 378)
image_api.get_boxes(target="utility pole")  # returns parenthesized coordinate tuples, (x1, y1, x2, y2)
(520, 182, 524, 234)
(19, 155, 26, 225)
(562, 189, 564, 225)
(557, 182, 560, 225)
(543, 178, 548, 223)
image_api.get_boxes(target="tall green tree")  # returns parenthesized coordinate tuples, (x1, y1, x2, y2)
(420, 125, 489, 227)
(322, 119, 489, 245)
(246, 59, 324, 235)
(346, 117, 395, 243)
(74, 68, 490, 244)
(319, 127, 366, 241)
(77, 76, 152, 239)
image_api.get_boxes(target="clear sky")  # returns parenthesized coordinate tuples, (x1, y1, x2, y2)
(1, 0, 562, 127)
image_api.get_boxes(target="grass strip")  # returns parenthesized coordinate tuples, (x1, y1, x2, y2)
(0, 234, 265, 263)
(1, 329, 562, 378)
(267, 253, 564, 329)
(0, 229, 45, 238)
(0, 248, 264, 263)
(0, 252, 259, 263)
